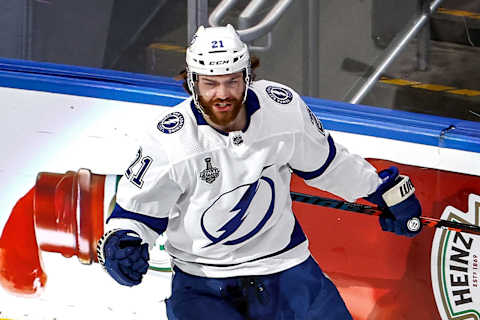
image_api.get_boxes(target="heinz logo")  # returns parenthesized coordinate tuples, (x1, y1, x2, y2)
(431, 193, 480, 319)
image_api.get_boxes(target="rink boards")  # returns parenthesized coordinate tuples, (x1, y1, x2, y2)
(0, 58, 480, 319)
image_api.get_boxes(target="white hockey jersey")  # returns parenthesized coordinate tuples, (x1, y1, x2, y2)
(106, 80, 382, 278)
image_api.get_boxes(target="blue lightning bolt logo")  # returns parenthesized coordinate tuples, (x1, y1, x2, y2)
(201, 176, 275, 247)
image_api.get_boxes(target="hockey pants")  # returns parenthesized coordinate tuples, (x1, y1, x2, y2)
(165, 256, 353, 320)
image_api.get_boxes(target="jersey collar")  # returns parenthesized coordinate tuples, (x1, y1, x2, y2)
(190, 88, 261, 136)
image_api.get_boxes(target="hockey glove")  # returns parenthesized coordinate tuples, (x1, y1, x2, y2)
(97, 229, 150, 286)
(365, 166, 422, 237)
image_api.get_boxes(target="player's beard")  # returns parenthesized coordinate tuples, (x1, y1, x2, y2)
(198, 95, 244, 127)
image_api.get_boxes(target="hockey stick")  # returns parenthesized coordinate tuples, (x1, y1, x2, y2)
(290, 191, 480, 236)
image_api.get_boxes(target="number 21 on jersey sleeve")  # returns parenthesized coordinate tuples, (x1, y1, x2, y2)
(125, 147, 153, 188)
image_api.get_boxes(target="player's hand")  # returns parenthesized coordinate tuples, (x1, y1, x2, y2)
(365, 166, 422, 237)
(97, 229, 150, 286)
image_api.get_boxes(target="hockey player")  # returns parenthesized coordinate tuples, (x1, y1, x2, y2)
(97, 25, 422, 319)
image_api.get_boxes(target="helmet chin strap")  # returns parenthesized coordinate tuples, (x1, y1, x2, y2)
(242, 70, 251, 104)
(187, 69, 206, 115)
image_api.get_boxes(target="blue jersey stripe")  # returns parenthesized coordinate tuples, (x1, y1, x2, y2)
(108, 203, 168, 235)
(171, 217, 307, 268)
(291, 135, 337, 180)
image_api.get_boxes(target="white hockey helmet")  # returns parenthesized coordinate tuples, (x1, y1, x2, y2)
(186, 24, 251, 112)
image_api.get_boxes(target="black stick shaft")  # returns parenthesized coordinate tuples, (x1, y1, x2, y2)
(290, 192, 480, 236)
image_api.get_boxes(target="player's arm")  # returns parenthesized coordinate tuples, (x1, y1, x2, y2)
(97, 144, 182, 286)
(288, 102, 422, 237)
(288, 102, 381, 201)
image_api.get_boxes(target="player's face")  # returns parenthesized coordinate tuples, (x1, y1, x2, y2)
(197, 72, 245, 127)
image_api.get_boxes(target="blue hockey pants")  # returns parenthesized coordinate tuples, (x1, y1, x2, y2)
(165, 256, 353, 319)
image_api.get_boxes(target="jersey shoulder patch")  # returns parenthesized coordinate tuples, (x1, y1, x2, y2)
(265, 85, 293, 104)
(157, 111, 185, 134)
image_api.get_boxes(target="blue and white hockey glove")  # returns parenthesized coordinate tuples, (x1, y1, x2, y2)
(365, 166, 422, 237)
(96, 229, 150, 286)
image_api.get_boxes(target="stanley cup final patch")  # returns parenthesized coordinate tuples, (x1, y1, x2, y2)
(158, 112, 184, 134)
(266, 86, 293, 104)
(200, 157, 220, 184)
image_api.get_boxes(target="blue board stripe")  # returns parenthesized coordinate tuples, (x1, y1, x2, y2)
(0, 57, 478, 153)
(304, 97, 480, 153)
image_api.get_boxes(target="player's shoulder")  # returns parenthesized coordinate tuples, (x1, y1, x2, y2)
(251, 79, 301, 103)
(140, 98, 198, 149)
(153, 101, 191, 136)
(250, 80, 306, 126)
